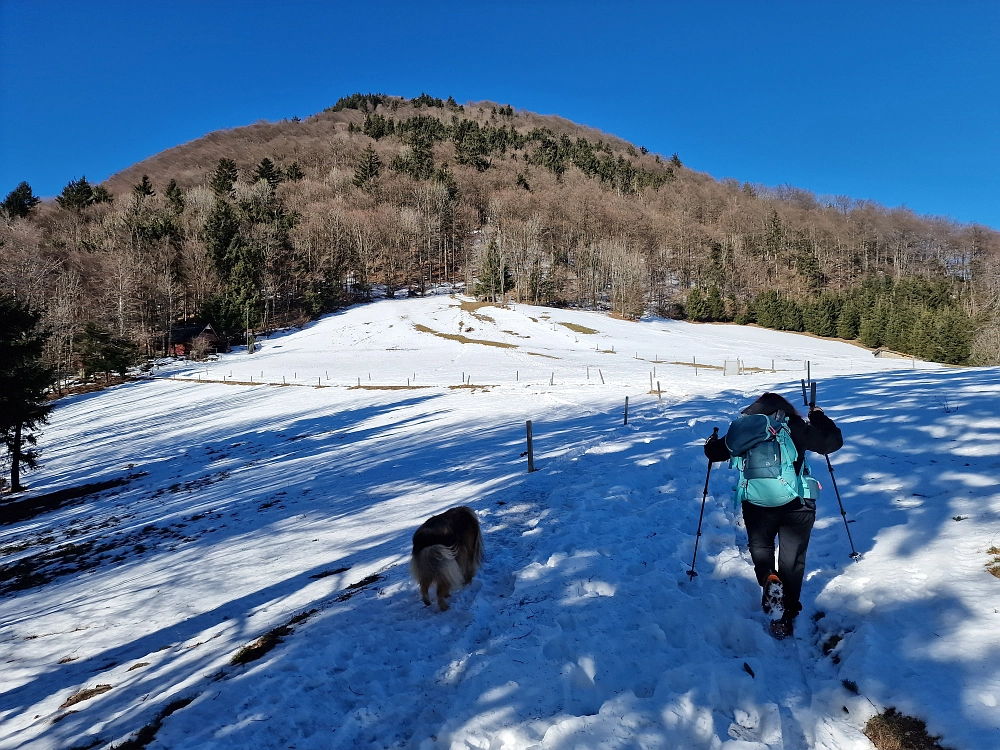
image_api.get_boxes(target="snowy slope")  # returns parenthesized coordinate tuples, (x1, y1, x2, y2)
(1, 294, 997, 750)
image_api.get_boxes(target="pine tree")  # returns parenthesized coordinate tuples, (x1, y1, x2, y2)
(686, 287, 707, 321)
(2, 182, 41, 218)
(133, 174, 155, 197)
(92, 185, 114, 204)
(353, 146, 382, 187)
(284, 162, 305, 181)
(210, 158, 239, 197)
(56, 176, 94, 212)
(254, 158, 283, 188)
(0, 296, 54, 492)
(165, 179, 185, 213)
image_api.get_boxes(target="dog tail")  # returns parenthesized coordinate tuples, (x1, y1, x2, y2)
(410, 544, 465, 590)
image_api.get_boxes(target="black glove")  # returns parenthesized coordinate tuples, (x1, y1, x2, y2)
(703, 434, 720, 459)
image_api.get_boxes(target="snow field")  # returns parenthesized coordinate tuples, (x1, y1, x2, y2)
(0, 296, 997, 750)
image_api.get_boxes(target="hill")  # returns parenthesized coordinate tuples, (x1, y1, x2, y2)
(2, 92, 999, 376)
(1, 295, 996, 749)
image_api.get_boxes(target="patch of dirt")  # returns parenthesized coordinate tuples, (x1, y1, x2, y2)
(230, 609, 318, 666)
(309, 566, 351, 579)
(348, 385, 431, 390)
(413, 323, 517, 349)
(0, 474, 144, 527)
(335, 573, 384, 602)
(60, 684, 112, 709)
(864, 708, 953, 750)
(113, 696, 196, 750)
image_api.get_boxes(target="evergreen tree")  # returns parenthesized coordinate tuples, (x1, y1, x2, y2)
(836, 299, 861, 339)
(165, 179, 185, 213)
(254, 158, 283, 188)
(670, 153, 683, 168)
(133, 174, 155, 197)
(284, 162, 305, 181)
(353, 146, 382, 187)
(210, 158, 239, 197)
(92, 185, 114, 204)
(56, 176, 94, 212)
(686, 287, 707, 320)
(79, 323, 138, 381)
(704, 285, 726, 321)
(0, 296, 54, 492)
(2, 182, 41, 218)
(203, 199, 240, 276)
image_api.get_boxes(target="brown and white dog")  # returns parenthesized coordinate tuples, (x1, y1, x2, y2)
(410, 506, 484, 611)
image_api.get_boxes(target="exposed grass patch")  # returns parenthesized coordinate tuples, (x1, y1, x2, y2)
(113, 696, 196, 750)
(230, 608, 318, 666)
(987, 546, 1000, 578)
(348, 385, 431, 390)
(527, 352, 559, 359)
(309, 566, 351, 579)
(447, 385, 494, 392)
(60, 684, 112, 709)
(0, 474, 143, 527)
(864, 708, 952, 750)
(458, 299, 495, 314)
(558, 321, 598, 334)
(335, 573, 384, 602)
(502, 329, 530, 338)
(126, 662, 149, 671)
(670, 360, 724, 371)
(413, 323, 517, 349)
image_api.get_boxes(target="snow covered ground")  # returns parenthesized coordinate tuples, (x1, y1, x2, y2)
(1, 294, 998, 750)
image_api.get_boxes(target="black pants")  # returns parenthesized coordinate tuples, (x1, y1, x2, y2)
(742, 499, 815, 616)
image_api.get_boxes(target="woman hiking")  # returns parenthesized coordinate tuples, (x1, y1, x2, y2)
(704, 391, 843, 638)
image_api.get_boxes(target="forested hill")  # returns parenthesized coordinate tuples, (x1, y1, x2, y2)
(3, 92, 999, 380)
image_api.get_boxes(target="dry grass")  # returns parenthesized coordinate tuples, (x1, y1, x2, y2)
(348, 385, 430, 390)
(864, 708, 952, 750)
(557, 321, 598, 334)
(458, 299, 496, 314)
(230, 609, 317, 666)
(335, 573, 384, 602)
(670, 360, 724, 371)
(412, 323, 517, 348)
(60, 684, 112, 709)
(987, 546, 1000, 578)
(112, 696, 195, 750)
(527, 352, 559, 359)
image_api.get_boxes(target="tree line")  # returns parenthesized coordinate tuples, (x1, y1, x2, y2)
(2, 91, 1000, 488)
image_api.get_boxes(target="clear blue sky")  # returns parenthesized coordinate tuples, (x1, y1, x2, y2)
(2, 1, 998, 228)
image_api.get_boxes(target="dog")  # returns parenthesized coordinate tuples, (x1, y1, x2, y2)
(410, 506, 484, 611)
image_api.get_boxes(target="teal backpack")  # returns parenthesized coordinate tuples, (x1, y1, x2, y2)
(725, 412, 821, 507)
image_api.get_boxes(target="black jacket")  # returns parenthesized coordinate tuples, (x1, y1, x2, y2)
(704, 392, 843, 474)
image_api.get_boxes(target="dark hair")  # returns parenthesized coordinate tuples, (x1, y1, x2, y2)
(741, 392, 800, 418)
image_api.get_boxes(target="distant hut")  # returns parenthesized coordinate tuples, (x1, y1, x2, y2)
(169, 324, 229, 359)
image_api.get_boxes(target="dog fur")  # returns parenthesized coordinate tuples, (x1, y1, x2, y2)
(410, 506, 484, 611)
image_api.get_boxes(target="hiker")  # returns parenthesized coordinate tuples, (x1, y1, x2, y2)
(704, 392, 843, 638)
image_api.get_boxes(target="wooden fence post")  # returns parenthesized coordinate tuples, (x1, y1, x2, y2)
(526, 420, 535, 473)
(599, 368, 605, 384)
(624, 396, 629, 425)
(657, 381, 662, 401)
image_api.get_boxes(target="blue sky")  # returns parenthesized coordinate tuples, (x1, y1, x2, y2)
(2, 1, 998, 228)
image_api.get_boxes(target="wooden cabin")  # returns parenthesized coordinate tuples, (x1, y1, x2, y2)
(169, 324, 229, 358)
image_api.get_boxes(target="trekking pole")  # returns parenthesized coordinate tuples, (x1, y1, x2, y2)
(688, 427, 719, 580)
(811, 381, 862, 562)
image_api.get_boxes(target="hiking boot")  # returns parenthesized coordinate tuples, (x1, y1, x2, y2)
(762, 574, 784, 619)
(770, 613, 795, 640)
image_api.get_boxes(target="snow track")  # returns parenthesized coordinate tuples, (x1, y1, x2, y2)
(1, 296, 998, 749)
